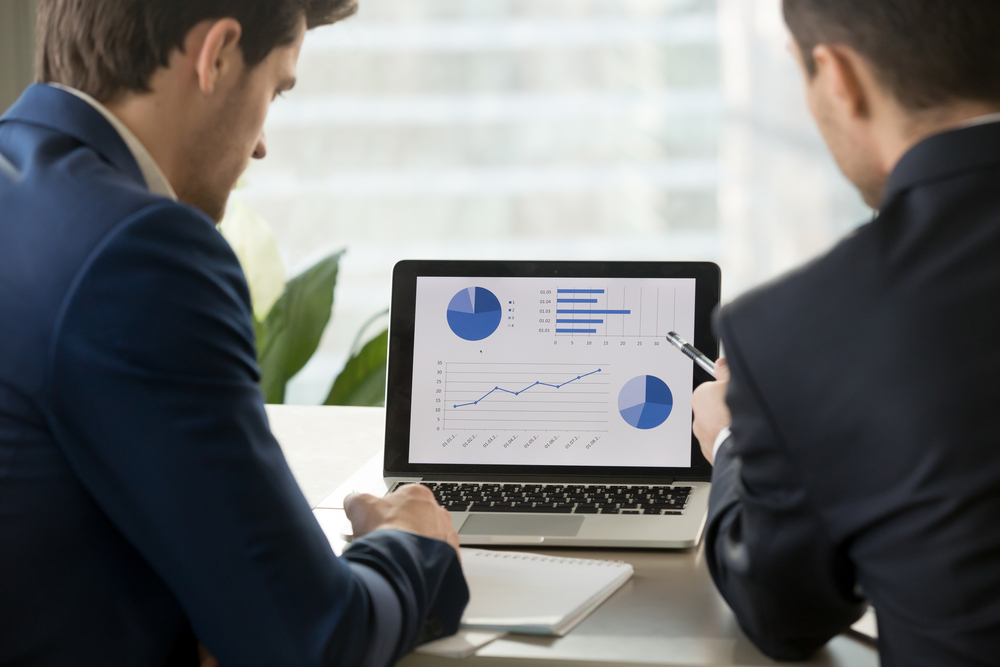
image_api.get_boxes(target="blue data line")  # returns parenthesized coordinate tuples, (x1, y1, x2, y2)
(557, 298, 598, 304)
(557, 289, 605, 294)
(556, 319, 603, 324)
(452, 369, 603, 408)
(557, 309, 631, 315)
(556, 329, 598, 334)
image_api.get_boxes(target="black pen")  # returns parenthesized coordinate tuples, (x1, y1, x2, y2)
(665, 332, 716, 378)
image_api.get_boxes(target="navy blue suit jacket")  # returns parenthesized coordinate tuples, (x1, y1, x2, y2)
(0, 84, 468, 667)
(706, 121, 1000, 665)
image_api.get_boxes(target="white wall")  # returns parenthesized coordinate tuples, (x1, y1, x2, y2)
(0, 0, 37, 114)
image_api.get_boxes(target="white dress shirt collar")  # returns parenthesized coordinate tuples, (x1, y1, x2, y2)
(49, 83, 178, 201)
(957, 111, 1000, 130)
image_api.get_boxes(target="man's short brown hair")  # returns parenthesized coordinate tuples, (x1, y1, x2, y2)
(37, 0, 357, 103)
(783, 0, 1000, 110)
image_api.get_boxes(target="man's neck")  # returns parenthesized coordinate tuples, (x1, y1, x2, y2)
(104, 93, 185, 195)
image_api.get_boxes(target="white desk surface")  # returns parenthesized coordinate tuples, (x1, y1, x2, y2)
(266, 405, 879, 667)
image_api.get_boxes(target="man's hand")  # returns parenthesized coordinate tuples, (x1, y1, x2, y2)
(691, 358, 732, 465)
(344, 484, 461, 557)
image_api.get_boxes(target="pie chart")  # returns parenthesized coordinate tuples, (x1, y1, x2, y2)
(618, 375, 673, 430)
(447, 287, 503, 341)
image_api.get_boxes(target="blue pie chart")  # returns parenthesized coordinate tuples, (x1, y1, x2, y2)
(618, 375, 673, 430)
(447, 287, 503, 341)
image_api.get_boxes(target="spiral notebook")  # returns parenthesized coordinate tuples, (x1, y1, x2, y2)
(458, 548, 634, 636)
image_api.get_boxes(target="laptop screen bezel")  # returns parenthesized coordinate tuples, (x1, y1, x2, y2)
(384, 260, 721, 481)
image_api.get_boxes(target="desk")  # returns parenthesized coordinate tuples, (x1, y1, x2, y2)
(266, 405, 879, 667)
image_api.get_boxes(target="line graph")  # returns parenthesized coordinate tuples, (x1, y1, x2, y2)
(443, 362, 611, 432)
(452, 369, 603, 408)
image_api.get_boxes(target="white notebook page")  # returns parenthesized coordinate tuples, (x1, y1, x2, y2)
(460, 548, 634, 635)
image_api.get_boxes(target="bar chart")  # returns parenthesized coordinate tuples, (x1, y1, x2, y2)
(553, 285, 678, 338)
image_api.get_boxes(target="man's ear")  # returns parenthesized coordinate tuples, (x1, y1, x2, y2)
(811, 44, 870, 120)
(190, 19, 243, 94)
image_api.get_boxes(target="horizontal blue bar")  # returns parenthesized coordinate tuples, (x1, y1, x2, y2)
(557, 289, 605, 294)
(557, 298, 598, 304)
(556, 329, 598, 334)
(557, 319, 604, 324)
(557, 309, 631, 315)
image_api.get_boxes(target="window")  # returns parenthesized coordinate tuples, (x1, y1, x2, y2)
(243, 0, 868, 403)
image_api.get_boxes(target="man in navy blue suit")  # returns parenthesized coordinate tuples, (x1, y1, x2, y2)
(691, 1, 1000, 665)
(0, 1, 467, 665)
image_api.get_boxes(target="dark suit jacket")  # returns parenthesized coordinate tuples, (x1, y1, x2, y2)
(706, 120, 1000, 665)
(0, 84, 468, 667)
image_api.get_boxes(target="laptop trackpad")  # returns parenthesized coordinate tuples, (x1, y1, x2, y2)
(459, 514, 584, 537)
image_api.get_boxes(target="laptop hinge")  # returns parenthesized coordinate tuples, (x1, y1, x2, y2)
(386, 472, 680, 485)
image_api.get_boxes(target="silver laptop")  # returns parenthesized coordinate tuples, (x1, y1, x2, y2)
(382, 260, 721, 548)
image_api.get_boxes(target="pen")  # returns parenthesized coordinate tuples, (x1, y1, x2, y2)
(665, 332, 717, 378)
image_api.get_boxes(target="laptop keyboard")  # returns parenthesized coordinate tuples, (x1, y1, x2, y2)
(399, 482, 691, 515)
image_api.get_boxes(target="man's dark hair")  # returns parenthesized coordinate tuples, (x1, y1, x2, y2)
(783, 0, 1000, 110)
(36, 0, 357, 103)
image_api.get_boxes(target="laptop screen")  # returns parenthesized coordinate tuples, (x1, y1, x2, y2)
(407, 275, 700, 469)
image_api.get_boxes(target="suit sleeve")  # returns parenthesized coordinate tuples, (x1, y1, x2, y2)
(44, 203, 468, 667)
(705, 313, 865, 660)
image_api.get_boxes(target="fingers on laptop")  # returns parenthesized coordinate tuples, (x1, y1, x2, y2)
(344, 488, 460, 557)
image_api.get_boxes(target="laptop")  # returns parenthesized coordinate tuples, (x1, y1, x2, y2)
(379, 260, 721, 549)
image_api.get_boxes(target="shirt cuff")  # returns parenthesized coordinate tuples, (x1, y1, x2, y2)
(712, 427, 732, 462)
(347, 561, 403, 667)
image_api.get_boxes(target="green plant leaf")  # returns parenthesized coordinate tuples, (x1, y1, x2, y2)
(325, 329, 388, 407)
(257, 250, 344, 404)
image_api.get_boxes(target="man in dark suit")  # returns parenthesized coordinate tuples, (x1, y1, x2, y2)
(0, 1, 467, 665)
(690, 1, 1000, 665)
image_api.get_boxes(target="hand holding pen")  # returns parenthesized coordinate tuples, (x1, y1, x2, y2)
(665, 332, 717, 377)
(666, 332, 731, 464)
